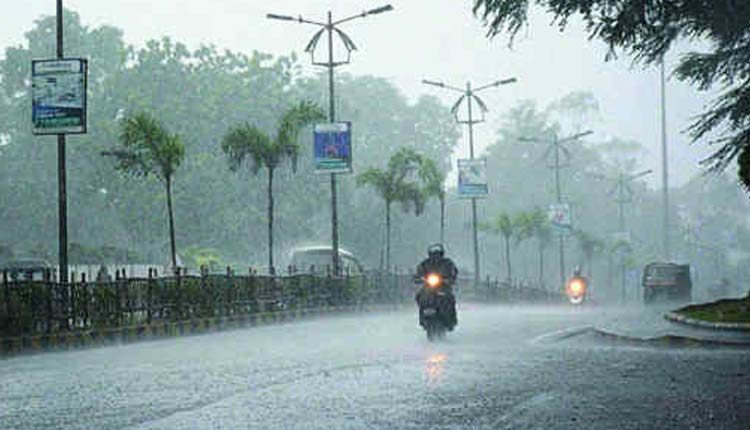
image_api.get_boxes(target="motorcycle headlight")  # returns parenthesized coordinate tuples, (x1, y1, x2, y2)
(426, 273, 442, 288)
(568, 279, 585, 295)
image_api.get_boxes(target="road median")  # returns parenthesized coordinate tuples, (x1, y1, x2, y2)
(665, 297, 750, 332)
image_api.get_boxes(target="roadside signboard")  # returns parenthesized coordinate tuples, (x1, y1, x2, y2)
(548, 203, 573, 235)
(32, 58, 88, 134)
(314, 122, 352, 173)
(457, 158, 488, 198)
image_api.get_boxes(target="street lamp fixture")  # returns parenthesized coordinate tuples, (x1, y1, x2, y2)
(267, 5, 394, 275)
(421, 76, 516, 288)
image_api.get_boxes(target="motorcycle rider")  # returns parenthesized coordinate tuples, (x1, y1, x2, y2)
(415, 243, 458, 329)
(567, 266, 588, 300)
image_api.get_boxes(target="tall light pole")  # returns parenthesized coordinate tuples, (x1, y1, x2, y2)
(593, 169, 652, 301)
(422, 77, 517, 287)
(267, 5, 393, 275)
(660, 59, 671, 261)
(520, 130, 592, 288)
(56, 0, 68, 284)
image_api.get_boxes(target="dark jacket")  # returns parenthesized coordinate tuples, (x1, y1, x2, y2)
(416, 256, 458, 286)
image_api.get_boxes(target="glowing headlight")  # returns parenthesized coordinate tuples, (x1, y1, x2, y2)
(426, 273, 442, 288)
(569, 280, 584, 295)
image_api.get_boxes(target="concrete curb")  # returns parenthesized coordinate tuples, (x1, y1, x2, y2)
(591, 328, 750, 348)
(664, 311, 750, 332)
(529, 325, 594, 344)
(0, 303, 407, 358)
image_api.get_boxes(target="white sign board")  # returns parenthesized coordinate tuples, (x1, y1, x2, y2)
(548, 203, 572, 234)
(32, 58, 88, 134)
(457, 158, 488, 198)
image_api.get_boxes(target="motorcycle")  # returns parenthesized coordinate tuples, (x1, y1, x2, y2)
(565, 275, 588, 305)
(416, 272, 455, 341)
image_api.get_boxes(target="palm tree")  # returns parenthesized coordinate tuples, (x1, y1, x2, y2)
(221, 101, 325, 273)
(525, 208, 553, 287)
(417, 156, 447, 243)
(102, 111, 185, 269)
(574, 229, 605, 277)
(481, 212, 516, 282)
(512, 211, 538, 282)
(357, 148, 428, 271)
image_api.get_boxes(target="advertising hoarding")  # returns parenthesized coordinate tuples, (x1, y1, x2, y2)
(548, 203, 573, 234)
(314, 122, 352, 173)
(32, 58, 88, 134)
(457, 158, 488, 198)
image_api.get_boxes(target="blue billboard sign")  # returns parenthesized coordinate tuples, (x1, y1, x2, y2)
(457, 158, 488, 198)
(314, 122, 352, 173)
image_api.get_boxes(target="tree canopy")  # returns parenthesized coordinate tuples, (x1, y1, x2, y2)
(473, 0, 750, 186)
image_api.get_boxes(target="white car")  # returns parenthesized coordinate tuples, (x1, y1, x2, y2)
(288, 245, 364, 276)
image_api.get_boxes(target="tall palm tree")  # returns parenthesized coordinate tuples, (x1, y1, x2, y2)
(481, 212, 516, 282)
(221, 101, 325, 273)
(417, 156, 447, 243)
(102, 111, 185, 268)
(357, 148, 428, 271)
(526, 208, 553, 287)
(574, 229, 604, 277)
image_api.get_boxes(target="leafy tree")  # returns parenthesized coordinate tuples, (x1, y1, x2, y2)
(221, 101, 325, 273)
(481, 213, 517, 282)
(417, 156, 447, 241)
(517, 208, 553, 286)
(357, 148, 430, 270)
(573, 229, 604, 277)
(102, 112, 185, 268)
(473, 0, 750, 184)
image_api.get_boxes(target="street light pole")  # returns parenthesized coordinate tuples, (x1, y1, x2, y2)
(592, 168, 652, 302)
(660, 59, 670, 261)
(267, 5, 393, 275)
(520, 130, 592, 289)
(324, 11, 341, 277)
(56, 0, 68, 284)
(422, 77, 517, 288)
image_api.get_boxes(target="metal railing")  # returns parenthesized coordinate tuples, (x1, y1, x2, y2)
(0, 268, 415, 338)
(1, 267, 563, 338)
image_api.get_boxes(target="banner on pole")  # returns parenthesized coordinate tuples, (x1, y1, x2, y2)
(548, 203, 573, 235)
(32, 58, 88, 134)
(314, 122, 352, 173)
(457, 158, 488, 198)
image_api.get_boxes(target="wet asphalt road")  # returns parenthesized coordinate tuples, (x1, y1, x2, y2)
(1, 303, 749, 430)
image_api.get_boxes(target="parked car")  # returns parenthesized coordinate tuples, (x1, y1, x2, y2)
(642, 262, 692, 304)
(288, 245, 364, 276)
(2, 259, 51, 281)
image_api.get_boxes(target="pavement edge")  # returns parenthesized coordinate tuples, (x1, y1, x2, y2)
(664, 311, 750, 332)
(0, 303, 407, 358)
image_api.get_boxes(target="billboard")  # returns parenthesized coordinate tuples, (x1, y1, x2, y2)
(457, 158, 488, 198)
(32, 58, 88, 134)
(314, 122, 352, 173)
(548, 203, 573, 234)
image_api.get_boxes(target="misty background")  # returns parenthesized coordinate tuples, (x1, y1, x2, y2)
(1, 1, 748, 302)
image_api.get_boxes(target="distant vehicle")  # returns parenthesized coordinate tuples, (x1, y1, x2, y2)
(642, 262, 692, 303)
(288, 246, 364, 276)
(2, 259, 51, 281)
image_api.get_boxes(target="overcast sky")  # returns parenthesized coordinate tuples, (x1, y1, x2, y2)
(3, 1, 718, 187)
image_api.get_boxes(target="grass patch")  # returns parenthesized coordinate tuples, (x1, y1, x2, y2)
(680, 298, 750, 323)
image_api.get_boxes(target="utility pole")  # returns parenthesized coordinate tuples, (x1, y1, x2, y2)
(267, 5, 393, 275)
(422, 77, 517, 288)
(56, 0, 68, 284)
(611, 169, 652, 302)
(553, 136, 565, 290)
(520, 130, 592, 289)
(660, 59, 671, 261)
